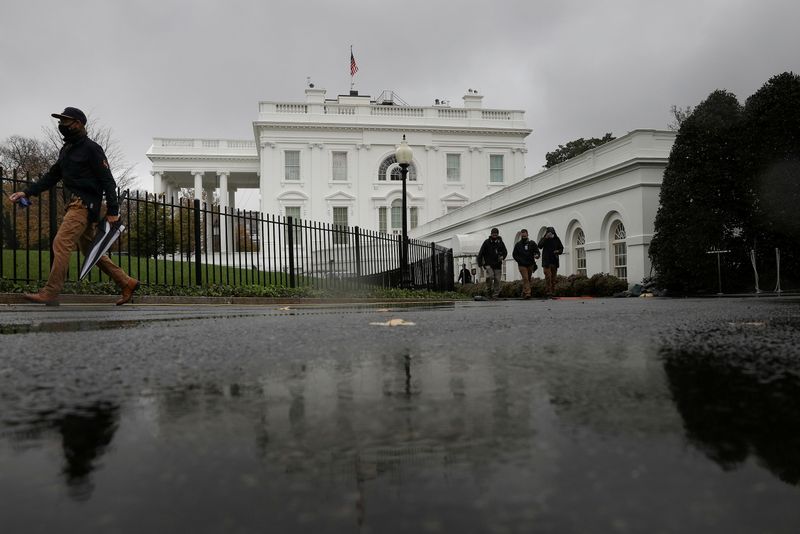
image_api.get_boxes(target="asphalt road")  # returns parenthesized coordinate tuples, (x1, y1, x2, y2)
(1, 297, 799, 533)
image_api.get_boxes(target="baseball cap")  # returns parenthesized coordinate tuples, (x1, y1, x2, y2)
(51, 107, 87, 125)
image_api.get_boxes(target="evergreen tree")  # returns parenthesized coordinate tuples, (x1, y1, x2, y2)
(740, 72, 800, 286)
(544, 133, 615, 168)
(650, 90, 746, 293)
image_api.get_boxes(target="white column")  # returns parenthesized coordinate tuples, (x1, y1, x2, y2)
(192, 170, 204, 202)
(152, 171, 163, 196)
(203, 186, 215, 255)
(217, 171, 229, 254)
(259, 142, 274, 215)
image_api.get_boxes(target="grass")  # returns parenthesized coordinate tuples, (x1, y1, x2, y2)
(1, 248, 466, 300)
(2, 249, 289, 287)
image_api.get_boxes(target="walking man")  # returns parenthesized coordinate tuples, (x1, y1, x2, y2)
(477, 228, 507, 299)
(9, 107, 139, 305)
(457, 263, 472, 284)
(537, 226, 563, 298)
(512, 229, 540, 299)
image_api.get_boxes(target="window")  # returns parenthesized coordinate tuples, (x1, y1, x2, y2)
(333, 206, 348, 244)
(446, 154, 461, 182)
(378, 155, 417, 181)
(285, 206, 302, 242)
(284, 150, 300, 181)
(489, 154, 504, 183)
(611, 221, 627, 281)
(379, 207, 387, 234)
(574, 228, 586, 276)
(410, 207, 418, 229)
(391, 200, 402, 233)
(332, 151, 347, 181)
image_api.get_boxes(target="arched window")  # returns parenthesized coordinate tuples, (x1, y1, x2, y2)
(611, 221, 627, 281)
(573, 228, 586, 276)
(378, 155, 417, 181)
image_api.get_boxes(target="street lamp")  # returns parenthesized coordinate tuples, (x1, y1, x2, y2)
(395, 135, 413, 287)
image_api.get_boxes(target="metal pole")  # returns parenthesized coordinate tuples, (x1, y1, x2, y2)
(193, 199, 202, 286)
(400, 162, 409, 287)
(717, 252, 722, 295)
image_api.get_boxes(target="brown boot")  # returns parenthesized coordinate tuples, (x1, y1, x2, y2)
(23, 292, 60, 306)
(116, 278, 140, 306)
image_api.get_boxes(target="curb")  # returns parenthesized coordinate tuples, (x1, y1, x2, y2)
(0, 293, 459, 306)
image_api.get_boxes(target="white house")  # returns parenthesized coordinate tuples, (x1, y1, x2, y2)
(147, 87, 676, 287)
(146, 87, 531, 236)
(411, 130, 677, 286)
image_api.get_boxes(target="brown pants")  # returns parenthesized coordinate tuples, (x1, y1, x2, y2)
(40, 198, 132, 298)
(518, 265, 534, 297)
(543, 265, 558, 296)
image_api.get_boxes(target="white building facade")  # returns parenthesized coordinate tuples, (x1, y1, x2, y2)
(412, 130, 677, 286)
(146, 88, 531, 236)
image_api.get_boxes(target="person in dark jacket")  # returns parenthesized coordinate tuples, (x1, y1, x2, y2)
(476, 228, 507, 299)
(9, 107, 139, 305)
(457, 264, 472, 284)
(512, 229, 540, 299)
(537, 226, 563, 298)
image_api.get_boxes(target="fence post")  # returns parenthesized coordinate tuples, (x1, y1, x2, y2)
(430, 242, 437, 290)
(48, 175, 58, 269)
(193, 199, 202, 286)
(446, 249, 454, 290)
(286, 216, 296, 288)
(354, 226, 362, 278)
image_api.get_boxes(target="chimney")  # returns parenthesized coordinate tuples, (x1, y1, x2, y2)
(463, 89, 483, 109)
(305, 87, 326, 103)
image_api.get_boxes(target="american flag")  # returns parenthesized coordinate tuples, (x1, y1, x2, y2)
(350, 50, 359, 76)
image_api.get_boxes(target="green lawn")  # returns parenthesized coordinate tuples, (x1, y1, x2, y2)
(1, 249, 290, 287)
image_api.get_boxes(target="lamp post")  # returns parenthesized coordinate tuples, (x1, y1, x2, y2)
(395, 135, 413, 288)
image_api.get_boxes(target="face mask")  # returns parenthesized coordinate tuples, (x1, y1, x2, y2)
(58, 124, 74, 137)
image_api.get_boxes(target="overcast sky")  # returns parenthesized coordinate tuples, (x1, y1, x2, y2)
(3, 0, 799, 193)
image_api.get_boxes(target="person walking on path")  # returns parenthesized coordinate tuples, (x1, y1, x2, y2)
(9, 107, 139, 306)
(537, 226, 563, 298)
(477, 228, 507, 299)
(457, 264, 473, 284)
(512, 229, 540, 299)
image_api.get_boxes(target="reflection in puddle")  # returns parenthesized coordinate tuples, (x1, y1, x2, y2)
(1, 315, 799, 532)
(0, 302, 455, 335)
(661, 315, 800, 485)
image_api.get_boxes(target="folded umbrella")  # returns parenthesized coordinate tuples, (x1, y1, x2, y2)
(79, 219, 126, 280)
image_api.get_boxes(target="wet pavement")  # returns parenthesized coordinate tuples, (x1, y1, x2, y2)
(0, 297, 799, 533)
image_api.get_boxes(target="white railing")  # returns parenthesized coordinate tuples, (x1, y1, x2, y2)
(161, 139, 195, 147)
(325, 105, 356, 115)
(370, 106, 424, 118)
(202, 140, 219, 148)
(438, 108, 467, 119)
(227, 140, 256, 149)
(276, 104, 308, 114)
(482, 110, 511, 120)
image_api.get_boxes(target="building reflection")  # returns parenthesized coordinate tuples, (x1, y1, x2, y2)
(662, 347, 800, 485)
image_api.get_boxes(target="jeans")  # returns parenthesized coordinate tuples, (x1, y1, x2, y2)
(484, 266, 502, 297)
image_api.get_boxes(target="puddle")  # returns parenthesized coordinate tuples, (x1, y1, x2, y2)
(0, 302, 456, 335)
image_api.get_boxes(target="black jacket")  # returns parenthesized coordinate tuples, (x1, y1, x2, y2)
(24, 133, 119, 222)
(458, 268, 472, 283)
(537, 227, 564, 268)
(477, 236, 507, 269)
(513, 238, 540, 268)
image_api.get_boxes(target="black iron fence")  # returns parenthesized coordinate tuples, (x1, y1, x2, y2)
(1, 168, 454, 292)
